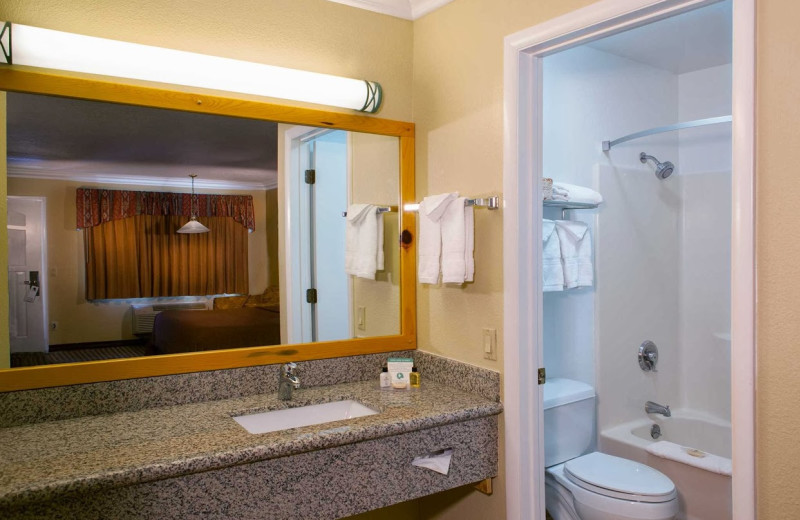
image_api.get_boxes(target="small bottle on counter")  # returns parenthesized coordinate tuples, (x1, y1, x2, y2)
(410, 366, 420, 388)
(380, 364, 391, 389)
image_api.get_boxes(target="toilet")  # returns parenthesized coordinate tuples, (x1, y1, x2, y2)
(544, 378, 678, 520)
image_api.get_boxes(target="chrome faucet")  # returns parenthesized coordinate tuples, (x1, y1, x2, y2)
(645, 401, 671, 417)
(278, 362, 300, 400)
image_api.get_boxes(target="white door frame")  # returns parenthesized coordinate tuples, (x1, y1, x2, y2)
(501, 1, 756, 519)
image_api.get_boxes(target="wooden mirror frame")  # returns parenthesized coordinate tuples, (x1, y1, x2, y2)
(0, 67, 416, 392)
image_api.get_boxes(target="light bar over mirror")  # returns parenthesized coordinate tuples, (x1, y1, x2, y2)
(0, 22, 382, 113)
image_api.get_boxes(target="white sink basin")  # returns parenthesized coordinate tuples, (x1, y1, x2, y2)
(233, 399, 379, 434)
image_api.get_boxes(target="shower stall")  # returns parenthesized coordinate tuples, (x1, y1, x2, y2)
(540, 2, 733, 518)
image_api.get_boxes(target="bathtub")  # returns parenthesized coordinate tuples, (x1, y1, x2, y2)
(600, 412, 732, 520)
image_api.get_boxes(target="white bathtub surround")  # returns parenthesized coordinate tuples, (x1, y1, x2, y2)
(601, 412, 732, 520)
(543, 220, 565, 292)
(646, 441, 732, 476)
(554, 220, 593, 289)
(549, 182, 604, 205)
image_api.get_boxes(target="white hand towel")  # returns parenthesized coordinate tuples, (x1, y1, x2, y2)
(542, 219, 564, 291)
(645, 440, 732, 476)
(442, 197, 474, 284)
(418, 193, 458, 284)
(554, 220, 593, 289)
(376, 212, 385, 272)
(551, 182, 604, 205)
(345, 204, 383, 280)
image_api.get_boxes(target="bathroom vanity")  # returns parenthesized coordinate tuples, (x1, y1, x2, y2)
(0, 352, 501, 520)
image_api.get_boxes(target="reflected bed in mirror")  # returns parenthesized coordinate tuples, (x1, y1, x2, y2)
(0, 68, 416, 391)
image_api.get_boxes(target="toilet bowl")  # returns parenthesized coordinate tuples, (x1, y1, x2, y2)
(543, 379, 678, 520)
(545, 452, 678, 520)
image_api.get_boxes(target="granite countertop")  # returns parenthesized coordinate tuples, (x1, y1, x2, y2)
(0, 380, 502, 508)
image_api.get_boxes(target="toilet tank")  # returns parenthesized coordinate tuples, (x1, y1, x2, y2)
(543, 378, 596, 467)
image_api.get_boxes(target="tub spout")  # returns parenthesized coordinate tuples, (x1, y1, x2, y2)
(645, 401, 671, 417)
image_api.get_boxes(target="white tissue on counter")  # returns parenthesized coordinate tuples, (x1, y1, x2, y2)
(411, 448, 453, 475)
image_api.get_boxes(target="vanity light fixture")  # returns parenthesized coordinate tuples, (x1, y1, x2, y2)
(177, 175, 210, 234)
(0, 22, 382, 113)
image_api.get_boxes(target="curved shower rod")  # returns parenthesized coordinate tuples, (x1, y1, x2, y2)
(602, 115, 732, 151)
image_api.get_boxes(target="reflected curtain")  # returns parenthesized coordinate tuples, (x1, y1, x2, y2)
(85, 215, 248, 299)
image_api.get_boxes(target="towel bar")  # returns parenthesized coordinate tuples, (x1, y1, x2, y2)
(403, 195, 501, 213)
(341, 206, 395, 217)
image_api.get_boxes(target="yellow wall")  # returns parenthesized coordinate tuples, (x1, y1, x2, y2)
(350, 132, 401, 338)
(755, 1, 800, 517)
(412, 1, 589, 518)
(0, 0, 413, 122)
(7, 177, 270, 345)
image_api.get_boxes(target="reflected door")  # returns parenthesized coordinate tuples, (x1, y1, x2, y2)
(307, 131, 350, 342)
(7, 196, 48, 353)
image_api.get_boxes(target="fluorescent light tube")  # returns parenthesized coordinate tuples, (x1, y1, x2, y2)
(0, 22, 382, 113)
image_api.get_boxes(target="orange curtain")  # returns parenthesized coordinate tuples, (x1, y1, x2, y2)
(85, 215, 248, 300)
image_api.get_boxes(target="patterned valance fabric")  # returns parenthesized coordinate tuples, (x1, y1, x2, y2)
(76, 188, 255, 231)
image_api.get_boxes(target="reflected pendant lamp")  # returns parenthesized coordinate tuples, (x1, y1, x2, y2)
(177, 175, 210, 234)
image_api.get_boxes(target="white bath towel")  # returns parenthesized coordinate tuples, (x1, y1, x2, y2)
(345, 204, 384, 280)
(542, 220, 564, 291)
(646, 440, 732, 476)
(554, 220, 593, 289)
(441, 197, 475, 284)
(418, 192, 458, 284)
(550, 182, 604, 205)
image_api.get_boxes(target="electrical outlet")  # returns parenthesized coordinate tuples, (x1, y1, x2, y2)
(482, 328, 497, 360)
(357, 306, 366, 331)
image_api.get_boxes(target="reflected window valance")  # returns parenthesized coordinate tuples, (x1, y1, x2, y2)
(76, 188, 255, 231)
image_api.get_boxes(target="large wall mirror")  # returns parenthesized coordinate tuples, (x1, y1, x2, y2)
(0, 68, 416, 391)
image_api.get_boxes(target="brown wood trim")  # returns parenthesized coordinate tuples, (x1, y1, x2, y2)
(0, 65, 417, 392)
(0, 67, 414, 136)
(0, 336, 414, 392)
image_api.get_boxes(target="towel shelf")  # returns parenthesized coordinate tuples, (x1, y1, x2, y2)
(543, 200, 599, 210)
(544, 199, 600, 219)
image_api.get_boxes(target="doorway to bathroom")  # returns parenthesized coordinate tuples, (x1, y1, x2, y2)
(502, 0, 754, 519)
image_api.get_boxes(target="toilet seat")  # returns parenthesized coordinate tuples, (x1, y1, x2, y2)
(564, 452, 677, 503)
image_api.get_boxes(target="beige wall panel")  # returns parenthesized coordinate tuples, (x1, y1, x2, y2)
(756, 1, 800, 517)
(350, 132, 401, 337)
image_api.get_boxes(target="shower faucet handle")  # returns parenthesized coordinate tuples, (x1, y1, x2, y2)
(638, 340, 659, 372)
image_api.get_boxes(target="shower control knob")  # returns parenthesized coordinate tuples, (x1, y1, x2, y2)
(638, 340, 659, 372)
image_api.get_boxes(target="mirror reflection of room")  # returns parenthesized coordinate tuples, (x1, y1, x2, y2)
(6, 93, 400, 368)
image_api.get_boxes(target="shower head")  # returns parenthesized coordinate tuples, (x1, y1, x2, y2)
(639, 152, 675, 180)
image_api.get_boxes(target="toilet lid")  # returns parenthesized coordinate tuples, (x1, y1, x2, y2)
(565, 452, 676, 503)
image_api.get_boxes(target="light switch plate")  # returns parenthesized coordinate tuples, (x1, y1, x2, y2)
(482, 328, 497, 360)
(357, 306, 366, 331)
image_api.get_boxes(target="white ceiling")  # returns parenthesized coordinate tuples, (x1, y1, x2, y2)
(325, 0, 454, 20)
(586, 1, 732, 74)
(6, 93, 278, 190)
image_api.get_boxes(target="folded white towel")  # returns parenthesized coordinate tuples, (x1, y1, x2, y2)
(550, 182, 604, 205)
(542, 220, 564, 292)
(418, 193, 458, 284)
(345, 204, 384, 280)
(554, 220, 593, 289)
(646, 440, 732, 476)
(441, 197, 475, 284)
